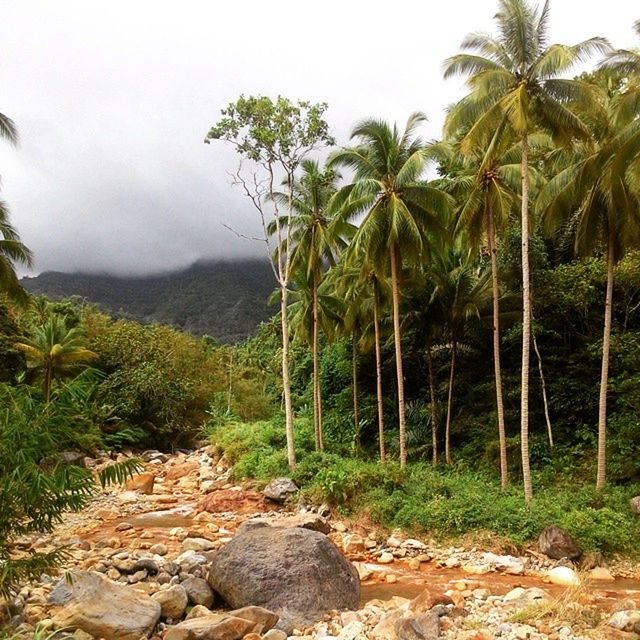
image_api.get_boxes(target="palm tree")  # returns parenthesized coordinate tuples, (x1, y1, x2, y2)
(431, 243, 492, 465)
(15, 316, 97, 401)
(270, 160, 350, 451)
(0, 112, 18, 145)
(0, 202, 33, 303)
(538, 70, 640, 489)
(443, 0, 608, 501)
(330, 113, 451, 467)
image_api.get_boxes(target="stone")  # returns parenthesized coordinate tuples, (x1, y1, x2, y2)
(395, 612, 440, 640)
(152, 584, 188, 619)
(273, 513, 331, 535)
(182, 537, 215, 552)
(371, 609, 405, 640)
(630, 496, 640, 516)
(262, 477, 298, 503)
(263, 630, 287, 640)
(227, 606, 278, 633)
(207, 524, 359, 630)
(343, 534, 366, 555)
(502, 587, 549, 607)
(49, 570, 160, 640)
(378, 552, 394, 564)
(60, 451, 87, 467)
(164, 614, 254, 640)
(337, 620, 366, 640)
(410, 589, 454, 614)
(547, 566, 580, 587)
(608, 610, 640, 632)
(132, 558, 159, 574)
(125, 472, 155, 494)
(589, 567, 615, 581)
(182, 576, 215, 608)
(150, 543, 168, 556)
(538, 526, 581, 560)
(115, 522, 133, 532)
(186, 605, 214, 620)
(166, 461, 199, 480)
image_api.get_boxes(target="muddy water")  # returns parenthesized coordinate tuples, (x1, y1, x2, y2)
(359, 562, 640, 610)
(125, 509, 195, 529)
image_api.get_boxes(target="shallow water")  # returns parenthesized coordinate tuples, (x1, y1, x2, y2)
(124, 508, 195, 529)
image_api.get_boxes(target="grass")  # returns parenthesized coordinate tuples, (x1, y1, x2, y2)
(209, 419, 640, 556)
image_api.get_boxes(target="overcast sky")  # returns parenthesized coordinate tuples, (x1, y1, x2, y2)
(1, 0, 638, 275)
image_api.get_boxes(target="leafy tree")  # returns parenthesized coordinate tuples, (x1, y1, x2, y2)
(330, 113, 451, 467)
(206, 96, 334, 469)
(443, 0, 608, 501)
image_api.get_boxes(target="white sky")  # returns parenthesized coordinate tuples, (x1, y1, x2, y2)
(1, 0, 638, 275)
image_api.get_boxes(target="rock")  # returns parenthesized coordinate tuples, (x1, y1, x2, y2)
(227, 606, 278, 633)
(589, 567, 615, 581)
(337, 620, 366, 640)
(343, 534, 366, 555)
(273, 513, 331, 535)
(182, 576, 215, 608)
(263, 630, 288, 640)
(547, 566, 580, 587)
(166, 461, 199, 480)
(115, 522, 133, 532)
(378, 552, 394, 564)
(371, 609, 405, 640)
(409, 590, 454, 614)
(186, 605, 214, 620)
(132, 558, 159, 574)
(126, 472, 155, 494)
(538, 526, 581, 560)
(502, 587, 549, 607)
(60, 451, 87, 467)
(152, 585, 188, 619)
(263, 477, 298, 503)
(164, 614, 255, 640)
(608, 610, 640, 632)
(395, 612, 440, 640)
(207, 524, 359, 630)
(49, 570, 161, 640)
(150, 543, 168, 556)
(182, 538, 215, 552)
(630, 496, 640, 516)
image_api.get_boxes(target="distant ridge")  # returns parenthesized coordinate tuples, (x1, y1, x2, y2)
(21, 259, 275, 343)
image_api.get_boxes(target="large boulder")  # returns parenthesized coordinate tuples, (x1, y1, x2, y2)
(49, 570, 161, 640)
(263, 477, 298, 503)
(538, 525, 581, 560)
(207, 525, 360, 630)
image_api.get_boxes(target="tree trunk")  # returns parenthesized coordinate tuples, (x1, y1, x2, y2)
(487, 205, 508, 489)
(390, 244, 407, 467)
(520, 134, 533, 503)
(312, 283, 323, 452)
(373, 279, 386, 462)
(281, 286, 296, 470)
(596, 234, 615, 490)
(427, 344, 438, 466)
(226, 349, 233, 414)
(352, 337, 359, 437)
(445, 339, 457, 466)
(532, 327, 553, 448)
(44, 358, 52, 403)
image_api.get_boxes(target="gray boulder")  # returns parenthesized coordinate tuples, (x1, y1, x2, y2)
(49, 570, 161, 640)
(263, 477, 298, 503)
(182, 576, 215, 608)
(207, 525, 359, 630)
(538, 525, 581, 560)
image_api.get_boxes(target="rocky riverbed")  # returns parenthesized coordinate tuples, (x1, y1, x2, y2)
(4, 447, 640, 640)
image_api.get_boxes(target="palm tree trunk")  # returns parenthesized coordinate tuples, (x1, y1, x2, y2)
(312, 283, 323, 452)
(373, 280, 385, 462)
(427, 344, 438, 466)
(390, 243, 407, 468)
(520, 134, 533, 503)
(488, 205, 508, 488)
(44, 359, 52, 403)
(352, 337, 360, 437)
(445, 339, 457, 466)
(280, 285, 296, 469)
(596, 233, 615, 490)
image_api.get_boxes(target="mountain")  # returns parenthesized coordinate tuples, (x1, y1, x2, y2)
(21, 259, 276, 343)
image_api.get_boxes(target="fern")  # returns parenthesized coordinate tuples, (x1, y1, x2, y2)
(98, 458, 143, 489)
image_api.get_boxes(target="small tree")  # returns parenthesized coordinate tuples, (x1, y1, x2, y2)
(205, 96, 334, 469)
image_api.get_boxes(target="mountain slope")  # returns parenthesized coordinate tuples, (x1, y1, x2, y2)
(21, 259, 276, 343)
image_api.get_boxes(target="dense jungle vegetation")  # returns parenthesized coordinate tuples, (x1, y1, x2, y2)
(2, 0, 640, 598)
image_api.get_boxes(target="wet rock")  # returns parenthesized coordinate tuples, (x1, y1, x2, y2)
(395, 612, 440, 640)
(207, 524, 359, 630)
(125, 472, 155, 494)
(538, 526, 581, 560)
(263, 477, 298, 503)
(49, 570, 161, 640)
(182, 576, 214, 608)
(152, 585, 188, 619)
(547, 566, 580, 586)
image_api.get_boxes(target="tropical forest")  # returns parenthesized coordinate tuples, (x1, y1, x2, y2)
(2, 2, 640, 640)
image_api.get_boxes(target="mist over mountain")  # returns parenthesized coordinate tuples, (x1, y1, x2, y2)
(21, 259, 276, 343)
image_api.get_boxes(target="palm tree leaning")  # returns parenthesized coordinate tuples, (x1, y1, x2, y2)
(443, 0, 609, 501)
(15, 316, 98, 402)
(330, 113, 450, 467)
(538, 70, 640, 489)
